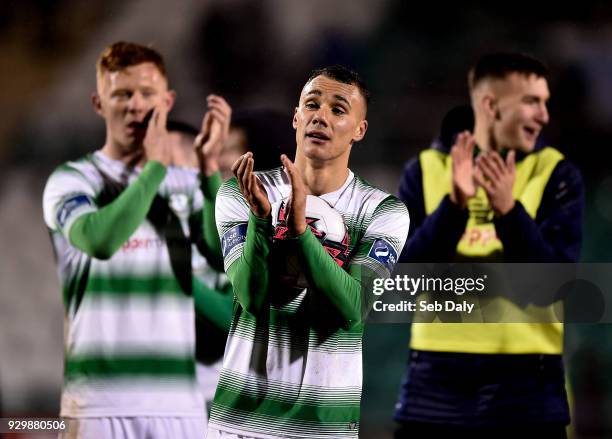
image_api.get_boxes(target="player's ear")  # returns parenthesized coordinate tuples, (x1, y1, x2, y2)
(292, 107, 298, 130)
(91, 93, 104, 118)
(165, 90, 176, 112)
(352, 119, 368, 142)
(481, 94, 498, 121)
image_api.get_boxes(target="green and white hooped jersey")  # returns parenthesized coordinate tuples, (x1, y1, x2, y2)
(210, 168, 410, 439)
(43, 151, 205, 417)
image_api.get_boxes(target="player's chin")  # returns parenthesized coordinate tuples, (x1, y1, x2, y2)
(125, 131, 146, 146)
(517, 137, 537, 153)
(302, 143, 332, 161)
(121, 138, 145, 154)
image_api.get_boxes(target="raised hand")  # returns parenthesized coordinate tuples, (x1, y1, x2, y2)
(280, 154, 307, 236)
(474, 150, 516, 216)
(449, 131, 477, 209)
(144, 106, 171, 166)
(232, 152, 271, 218)
(195, 94, 232, 176)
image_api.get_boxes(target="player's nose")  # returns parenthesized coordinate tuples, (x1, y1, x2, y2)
(536, 103, 549, 126)
(312, 106, 329, 127)
(127, 91, 147, 114)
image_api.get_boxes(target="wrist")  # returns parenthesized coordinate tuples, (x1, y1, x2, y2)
(292, 223, 307, 237)
(147, 152, 170, 167)
(251, 205, 271, 219)
(202, 158, 220, 177)
(450, 189, 468, 210)
(494, 199, 515, 217)
(146, 159, 168, 170)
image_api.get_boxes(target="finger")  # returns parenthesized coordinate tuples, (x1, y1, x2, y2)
(280, 153, 292, 168)
(143, 108, 155, 128)
(233, 157, 247, 194)
(144, 108, 160, 142)
(255, 174, 268, 198)
(245, 157, 256, 194)
(231, 153, 247, 175)
(489, 151, 506, 175)
(158, 105, 169, 132)
(206, 98, 231, 114)
(199, 112, 212, 139)
(465, 134, 476, 156)
(450, 145, 462, 170)
(252, 173, 270, 215)
(150, 107, 160, 130)
(207, 107, 230, 126)
(280, 154, 300, 187)
(477, 154, 501, 181)
(476, 163, 497, 188)
(450, 143, 460, 159)
(458, 132, 473, 159)
(474, 168, 493, 194)
(207, 94, 230, 110)
(234, 153, 251, 187)
(194, 133, 205, 150)
(506, 150, 516, 171)
(241, 156, 254, 194)
(451, 132, 466, 150)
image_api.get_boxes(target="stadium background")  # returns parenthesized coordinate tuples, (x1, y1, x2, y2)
(1, 1, 611, 437)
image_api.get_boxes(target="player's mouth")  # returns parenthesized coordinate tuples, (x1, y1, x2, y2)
(126, 110, 154, 134)
(306, 130, 331, 144)
(522, 126, 539, 140)
(127, 121, 147, 131)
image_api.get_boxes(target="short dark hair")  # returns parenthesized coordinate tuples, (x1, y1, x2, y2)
(97, 41, 167, 79)
(306, 65, 370, 106)
(469, 53, 548, 90)
(438, 105, 474, 151)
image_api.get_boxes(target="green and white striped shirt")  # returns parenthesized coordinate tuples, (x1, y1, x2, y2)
(211, 168, 409, 439)
(43, 151, 205, 417)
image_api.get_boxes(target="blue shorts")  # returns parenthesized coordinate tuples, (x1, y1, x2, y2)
(394, 350, 570, 427)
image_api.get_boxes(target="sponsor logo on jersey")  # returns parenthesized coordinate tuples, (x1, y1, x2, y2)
(460, 225, 500, 247)
(368, 238, 397, 272)
(121, 237, 164, 251)
(57, 194, 92, 227)
(222, 223, 248, 258)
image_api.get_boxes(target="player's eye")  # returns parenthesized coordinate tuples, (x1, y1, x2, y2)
(332, 106, 346, 115)
(113, 90, 131, 99)
(305, 101, 318, 110)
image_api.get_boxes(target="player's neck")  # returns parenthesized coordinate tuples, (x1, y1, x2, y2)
(100, 141, 146, 167)
(473, 120, 493, 152)
(295, 156, 350, 196)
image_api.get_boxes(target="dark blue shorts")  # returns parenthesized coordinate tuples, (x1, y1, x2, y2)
(394, 350, 570, 427)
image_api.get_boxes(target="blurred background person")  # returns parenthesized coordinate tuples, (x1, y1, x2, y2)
(42, 41, 228, 438)
(394, 53, 583, 438)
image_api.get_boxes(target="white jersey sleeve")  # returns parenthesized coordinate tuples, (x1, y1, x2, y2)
(352, 196, 410, 278)
(43, 163, 100, 238)
(215, 178, 251, 272)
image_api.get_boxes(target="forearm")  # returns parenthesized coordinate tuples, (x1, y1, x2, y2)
(401, 195, 468, 262)
(69, 161, 166, 259)
(296, 228, 363, 327)
(226, 213, 272, 315)
(496, 160, 585, 263)
(495, 202, 574, 262)
(192, 278, 233, 332)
